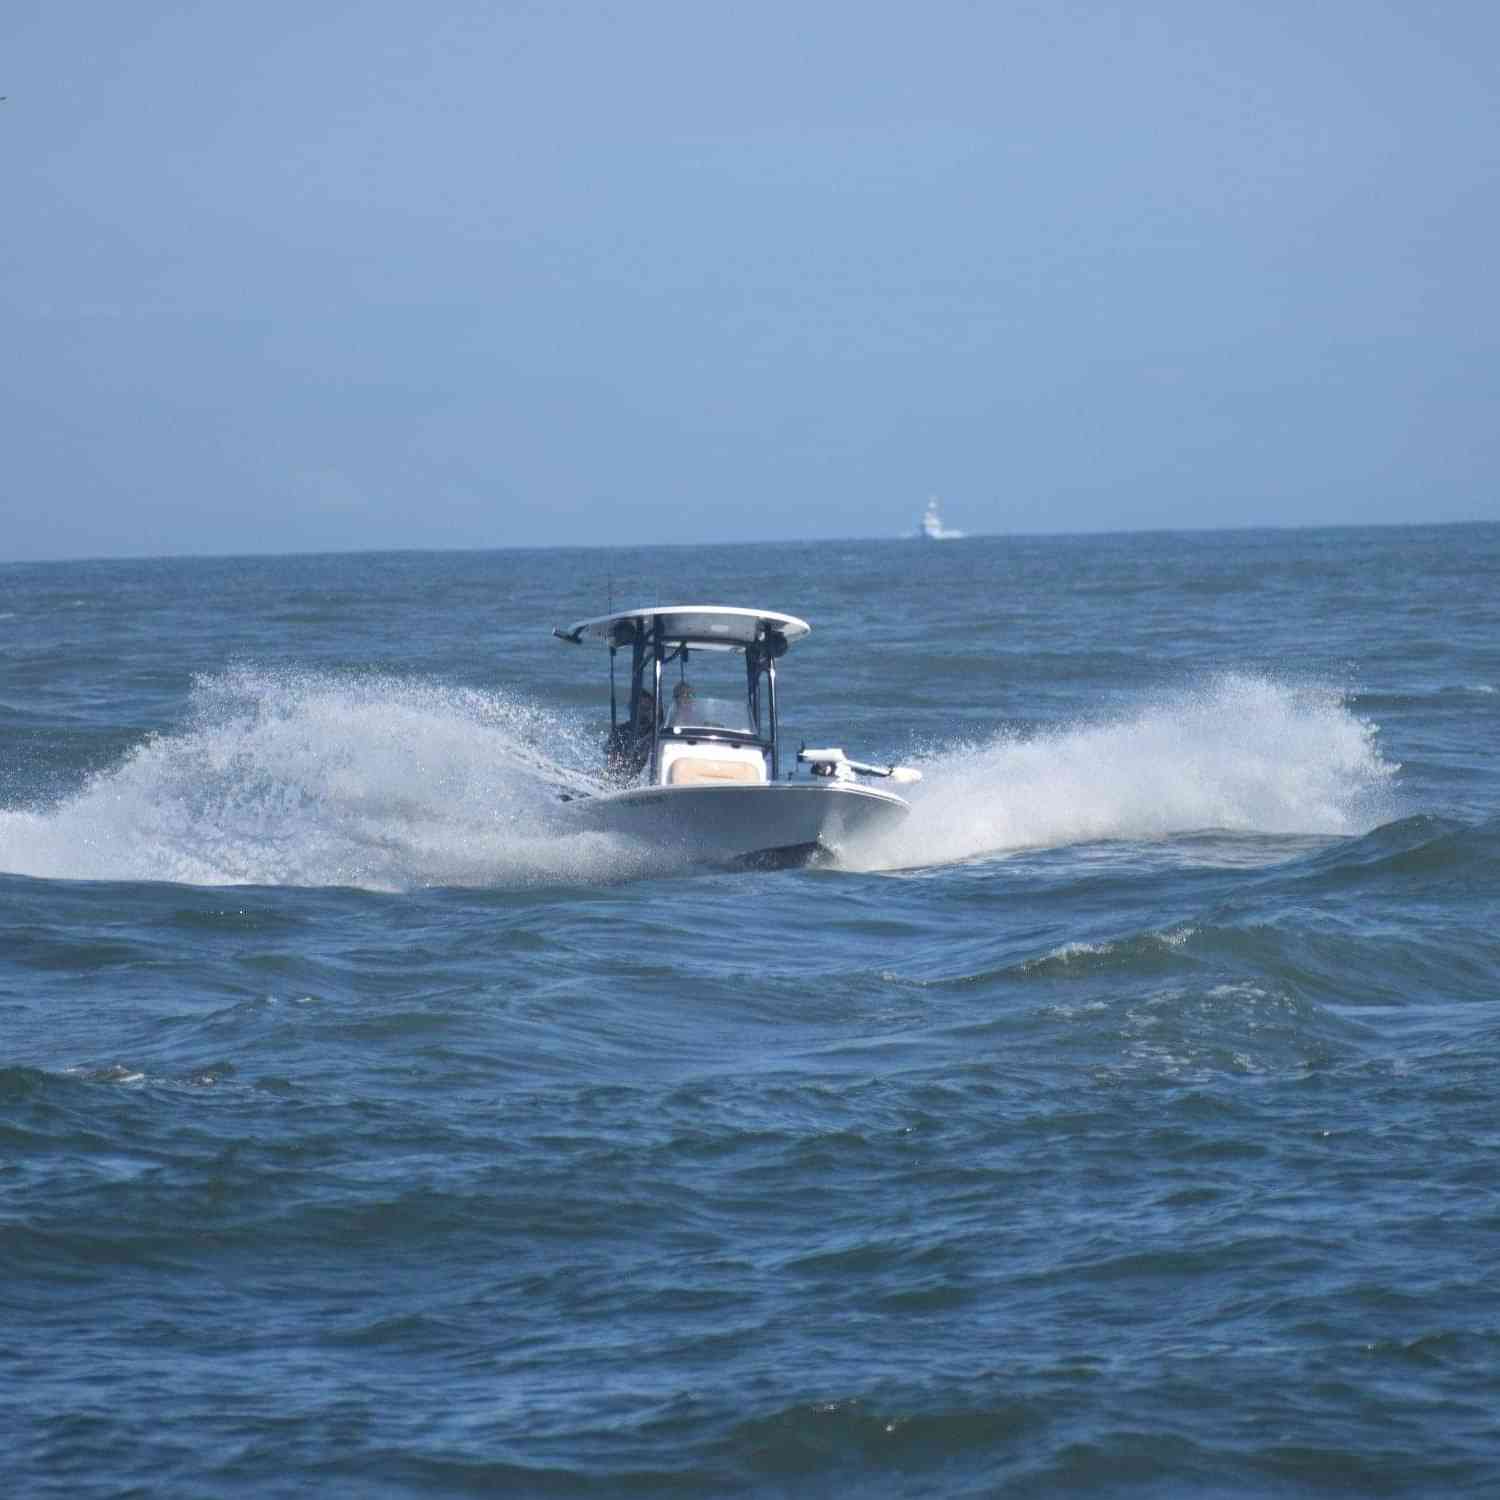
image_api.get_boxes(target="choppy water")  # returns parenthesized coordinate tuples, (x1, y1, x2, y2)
(3, 525, 1497, 1496)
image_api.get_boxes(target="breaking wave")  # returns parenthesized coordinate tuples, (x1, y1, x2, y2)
(0, 669, 1400, 889)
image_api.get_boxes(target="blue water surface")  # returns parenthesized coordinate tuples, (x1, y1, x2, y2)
(3, 525, 1498, 1496)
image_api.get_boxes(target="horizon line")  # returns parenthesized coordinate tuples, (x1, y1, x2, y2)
(3, 514, 1496, 570)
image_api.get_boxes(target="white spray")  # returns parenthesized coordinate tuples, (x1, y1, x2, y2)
(0, 667, 664, 889)
(868, 672, 1399, 869)
(0, 669, 1399, 889)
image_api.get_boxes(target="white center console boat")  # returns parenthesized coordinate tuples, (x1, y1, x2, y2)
(553, 605, 918, 865)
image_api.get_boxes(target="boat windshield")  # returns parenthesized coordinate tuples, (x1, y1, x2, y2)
(667, 692, 754, 734)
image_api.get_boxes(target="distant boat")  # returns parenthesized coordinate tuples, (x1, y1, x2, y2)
(916, 497, 965, 540)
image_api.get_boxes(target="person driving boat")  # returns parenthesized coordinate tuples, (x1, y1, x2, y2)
(669, 680, 695, 725)
(605, 684, 655, 782)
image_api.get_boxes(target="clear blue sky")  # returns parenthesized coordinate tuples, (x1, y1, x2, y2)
(4, 0, 1497, 560)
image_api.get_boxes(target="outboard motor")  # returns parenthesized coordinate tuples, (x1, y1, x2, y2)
(798, 747, 922, 784)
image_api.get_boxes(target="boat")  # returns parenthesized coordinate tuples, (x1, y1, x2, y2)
(551, 605, 919, 865)
(917, 497, 965, 540)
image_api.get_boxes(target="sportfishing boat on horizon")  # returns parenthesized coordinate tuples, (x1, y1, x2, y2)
(552, 605, 919, 865)
(916, 497, 965, 540)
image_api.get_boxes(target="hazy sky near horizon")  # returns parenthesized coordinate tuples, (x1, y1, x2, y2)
(4, 0, 1498, 561)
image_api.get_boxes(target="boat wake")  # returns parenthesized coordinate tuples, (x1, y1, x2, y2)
(0, 669, 1400, 889)
(0, 667, 660, 890)
(863, 672, 1401, 870)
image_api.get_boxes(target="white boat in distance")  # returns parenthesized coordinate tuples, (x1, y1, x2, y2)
(917, 497, 965, 540)
(553, 605, 919, 866)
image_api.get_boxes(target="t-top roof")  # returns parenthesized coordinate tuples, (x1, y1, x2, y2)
(555, 605, 811, 650)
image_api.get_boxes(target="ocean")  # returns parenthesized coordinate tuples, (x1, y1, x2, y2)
(3, 524, 1497, 1496)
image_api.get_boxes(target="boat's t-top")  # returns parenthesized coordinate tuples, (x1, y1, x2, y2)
(555, 605, 808, 787)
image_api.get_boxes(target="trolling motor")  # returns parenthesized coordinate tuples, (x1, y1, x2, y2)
(797, 746, 922, 785)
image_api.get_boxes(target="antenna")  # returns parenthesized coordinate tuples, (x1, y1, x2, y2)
(607, 576, 616, 727)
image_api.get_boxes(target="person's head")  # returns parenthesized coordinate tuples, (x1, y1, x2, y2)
(673, 680, 694, 702)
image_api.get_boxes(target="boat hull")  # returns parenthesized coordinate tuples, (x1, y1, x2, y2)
(557, 781, 909, 866)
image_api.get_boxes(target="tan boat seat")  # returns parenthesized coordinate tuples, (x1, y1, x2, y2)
(667, 757, 762, 786)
